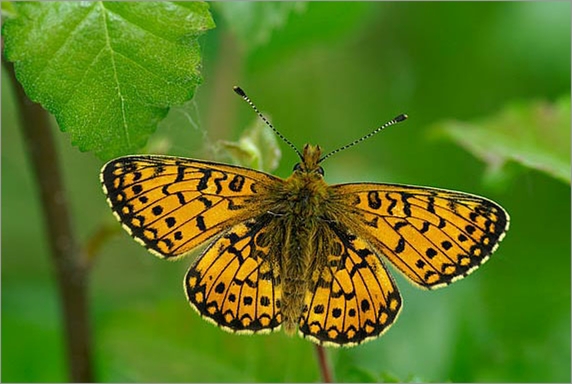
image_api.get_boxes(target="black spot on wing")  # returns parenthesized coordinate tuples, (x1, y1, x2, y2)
(393, 221, 408, 231)
(367, 191, 382, 209)
(176, 166, 185, 182)
(165, 217, 176, 228)
(213, 172, 228, 194)
(176, 192, 186, 205)
(386, 193, 397, 215)
(152, 206, 163, 216)
(132, 184, 143, 195)
(394, 238, 405, 253)
(229, 175, 246, 192)
(198, 196, 213, 208)
(196, 215, 206, 231)
(197, 169, 212, 191)
(427, 195, 436, 214)
(401, 192, 413, 216)
(426, 248, 437, 259)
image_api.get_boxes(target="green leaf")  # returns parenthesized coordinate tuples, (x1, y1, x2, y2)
(2, 2, 215, 159)
(1, 2, 18, 19)
(433, 96, 571, 186)
(214, 2, 307, 51)
(217, 114, 281, 173)
(333, 347, 424, 383)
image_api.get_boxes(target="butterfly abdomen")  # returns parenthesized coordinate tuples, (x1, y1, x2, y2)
(279, 214, 322, 335)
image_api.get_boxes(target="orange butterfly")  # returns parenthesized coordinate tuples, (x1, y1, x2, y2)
(101, 87, 509, 346)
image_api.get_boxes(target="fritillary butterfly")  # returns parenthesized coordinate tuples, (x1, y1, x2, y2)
(100, 87, 509, 346)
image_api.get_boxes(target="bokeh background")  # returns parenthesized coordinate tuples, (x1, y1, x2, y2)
(2, 2, 570, 382)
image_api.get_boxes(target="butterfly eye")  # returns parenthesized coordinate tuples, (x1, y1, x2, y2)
(316, 167, 324, 176)
(293, 163, 303, 172)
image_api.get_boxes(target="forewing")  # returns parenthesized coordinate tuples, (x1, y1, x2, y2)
(185, 216, 282, 333)
(298, 223, 402, 346)
(331, 183, 510, 289)
(100, 155, 279, 258)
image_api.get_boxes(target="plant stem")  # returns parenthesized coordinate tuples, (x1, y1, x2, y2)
(315, 344, 334, 382)
(85, 223, 120, 265)
(3, 59, 94, 382)
(204, 30, 242, 153)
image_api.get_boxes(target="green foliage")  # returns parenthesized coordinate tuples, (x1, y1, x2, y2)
(2, 2, 214, 159)
(1, 2, 17, 18)
(214, 2, 307, 51)
(217, 2, 376, 71)
(218, 114, 281, 172)
(2, 1, 570, 383)
(435, 97, 571, 187)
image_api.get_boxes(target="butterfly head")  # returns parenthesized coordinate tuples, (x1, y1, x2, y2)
(293, 144, 325, 176)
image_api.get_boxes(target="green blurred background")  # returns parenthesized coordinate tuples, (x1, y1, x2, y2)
(2, 2, 570, 382)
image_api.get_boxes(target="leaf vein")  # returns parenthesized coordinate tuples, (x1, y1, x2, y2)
(112, 49, 189, 95)
(99, 2, 130, 147)
(28, 4, 98, 94)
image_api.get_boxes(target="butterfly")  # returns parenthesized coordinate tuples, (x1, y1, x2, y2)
(100, 86, 509, 346)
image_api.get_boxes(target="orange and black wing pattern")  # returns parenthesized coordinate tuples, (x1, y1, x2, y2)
(298, 223, 402, 346)
(185, 215, 283, 333)
(101, 155, 279, 259)
(331, 183, 509, 289)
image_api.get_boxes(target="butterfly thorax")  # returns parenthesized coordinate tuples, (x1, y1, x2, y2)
(278, 144, 330, 217)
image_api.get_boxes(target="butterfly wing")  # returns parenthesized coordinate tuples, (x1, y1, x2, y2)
(298, 223, 402, 346)
(185, 215, 282, 333)
(331, 183, 510, 289)
(100, 155, 280, 259)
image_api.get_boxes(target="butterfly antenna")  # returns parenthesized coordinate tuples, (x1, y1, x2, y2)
(233, 86, 302, 159)
(319, 114, 408, 163)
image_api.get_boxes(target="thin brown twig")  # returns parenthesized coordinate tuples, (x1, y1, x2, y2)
(315, 344, 334, 382)
(3, 57, 95, 382)
(85, 223, 121, 266)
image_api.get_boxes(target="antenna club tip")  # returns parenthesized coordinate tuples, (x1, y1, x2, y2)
(395, 114, 408, 122)
(233, 86, 246, 97)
